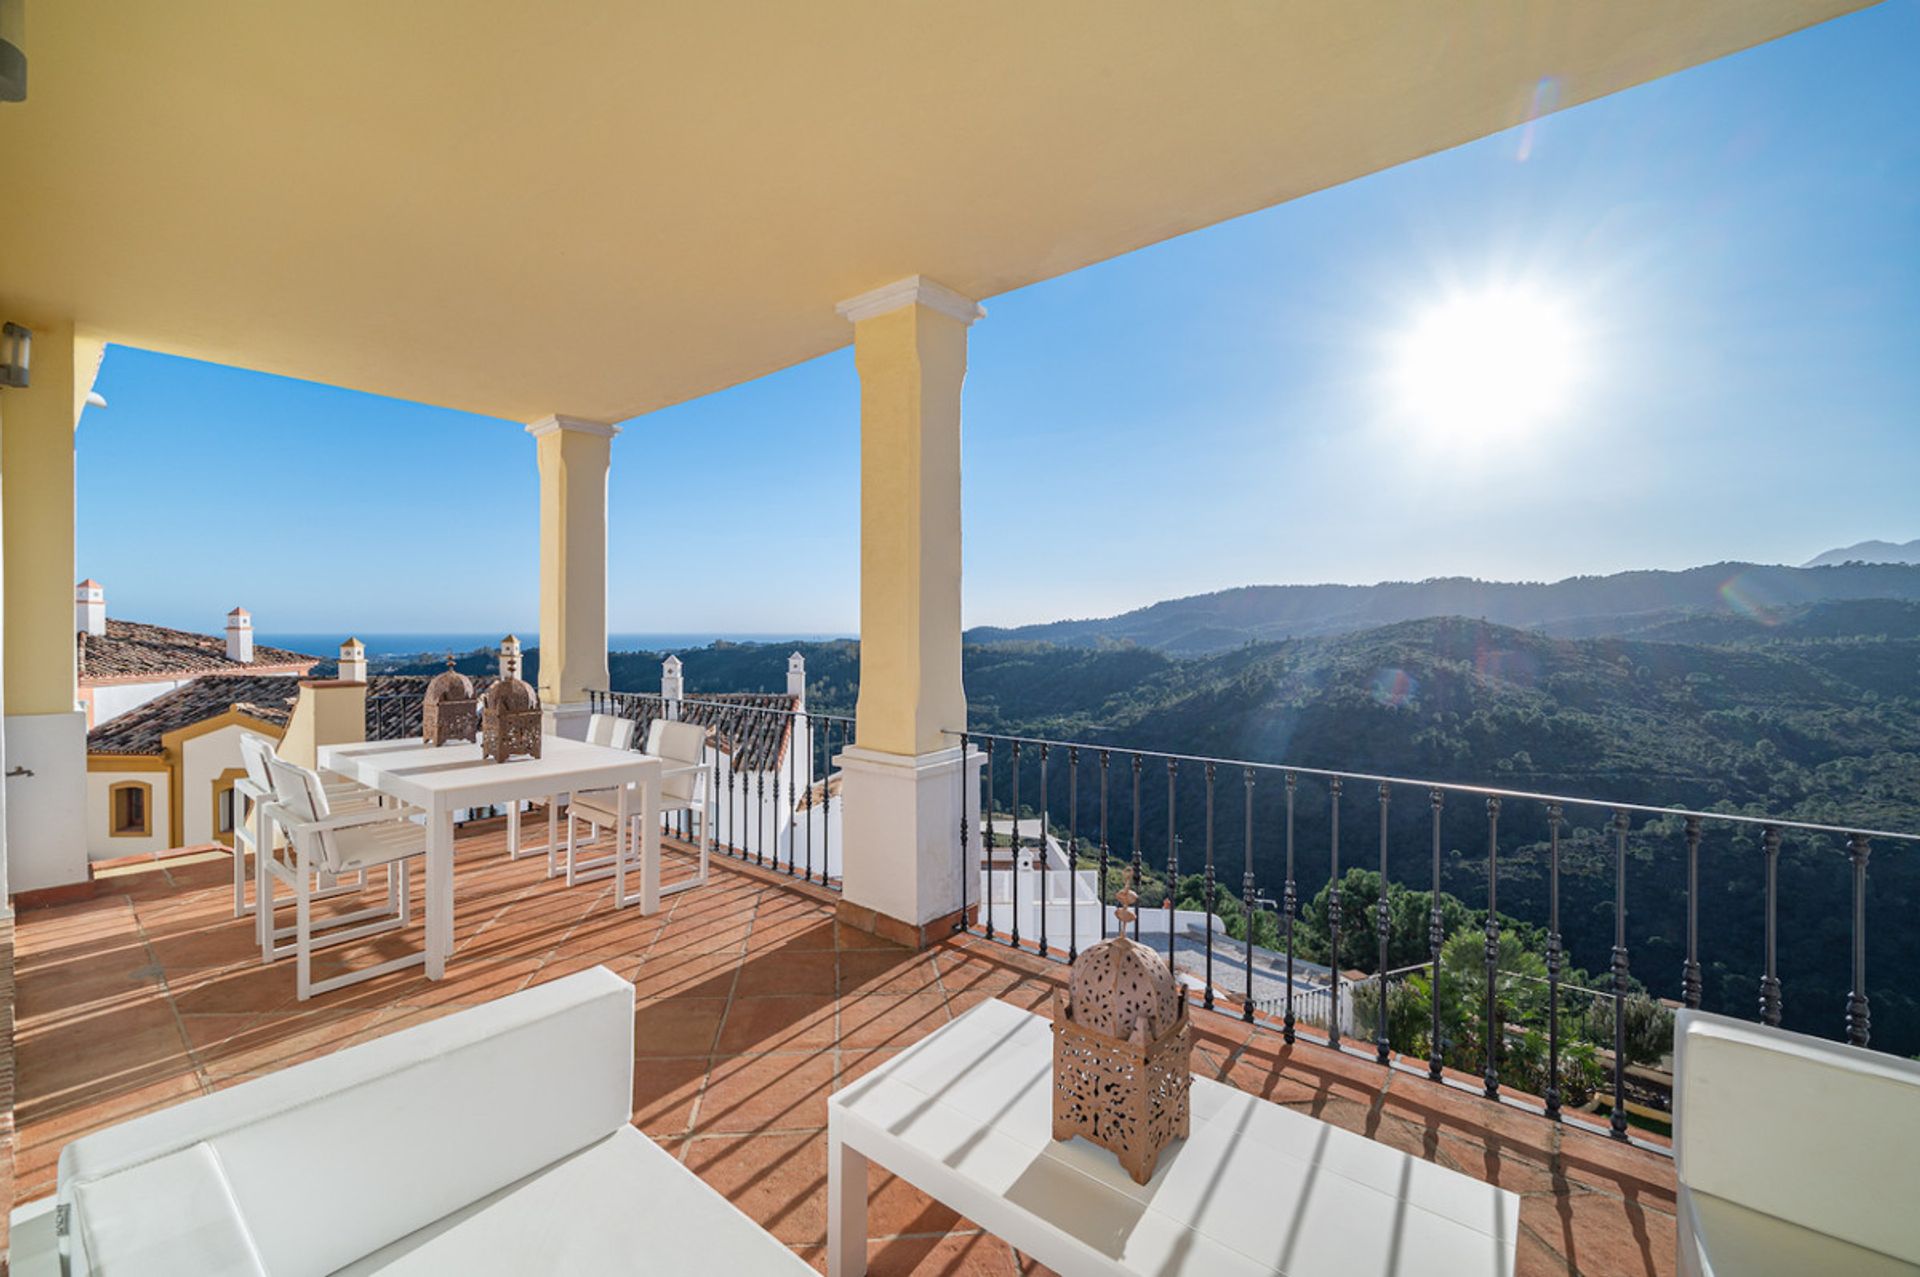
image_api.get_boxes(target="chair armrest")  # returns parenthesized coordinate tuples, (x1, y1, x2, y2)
(263, 804, 419, 836)
(661, 762, 703, 779)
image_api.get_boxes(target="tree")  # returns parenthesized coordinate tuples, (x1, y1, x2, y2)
(1294, 868, 1476, 973)
(1583, 993, 1676, 1068)
(1430, 928, 1551, 1076)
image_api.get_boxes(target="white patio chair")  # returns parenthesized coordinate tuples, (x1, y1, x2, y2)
(263, 755, 428, 1000)
(508, 711, 636, 875)
(566, 717, 710, 899)
(235, 731, 406, 961)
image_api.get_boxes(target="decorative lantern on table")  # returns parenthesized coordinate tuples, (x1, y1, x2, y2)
(479, 674, 542, 763)
(421, 658, 478, 746)
(1051, 889, 1193, 1184)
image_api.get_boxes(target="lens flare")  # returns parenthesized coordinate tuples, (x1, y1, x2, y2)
(1719, 572, 1784, 626)
(1372, 667, 1417, 707)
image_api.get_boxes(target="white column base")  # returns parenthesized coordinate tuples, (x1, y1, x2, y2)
(544, 700, 592, 741)
(836, 743, 982, 936)
(4, 710, 90, 894)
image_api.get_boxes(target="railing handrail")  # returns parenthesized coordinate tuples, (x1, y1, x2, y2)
(947, 726, 1920, 845)
(589, 687, 854, 724)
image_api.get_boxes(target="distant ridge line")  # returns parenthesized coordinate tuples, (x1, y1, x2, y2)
(966, 560, 1920, 655)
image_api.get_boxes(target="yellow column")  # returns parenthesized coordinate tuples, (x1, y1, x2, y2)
(834, 277, 984, 945)
(1, 315, 103, 893)
(2, 317, 94, 713)
(527, 414, 618, 735)
(841, 278, 979, 756)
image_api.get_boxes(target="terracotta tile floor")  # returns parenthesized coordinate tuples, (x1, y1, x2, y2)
(11, 824, 1678, 1275)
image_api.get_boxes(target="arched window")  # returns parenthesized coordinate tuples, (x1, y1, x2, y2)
(108, 780, 152, 838)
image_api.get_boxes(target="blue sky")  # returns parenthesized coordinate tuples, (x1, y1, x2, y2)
(80, 2, 1920, 636)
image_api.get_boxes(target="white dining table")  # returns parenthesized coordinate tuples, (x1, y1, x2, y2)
(318, 737, 663, 980)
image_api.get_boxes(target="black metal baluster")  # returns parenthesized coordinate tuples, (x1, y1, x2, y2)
(805, 717, 816, 882)
(1760, 826, 1782, 1026)
(727, 751, 738, 859)
(1038, 743, 1050, 957)
(1010, 741, 1022, 950)
(1284, 773, 1297, 1044)
(1166, 759, 1179, 966)
(957, 732, 971, 934)
(1098, 750, 1111, 940)
(821, 720, 835, 881)
(1242, 768, 1256, 1024)
(1328, 776, 1342, 1048)
(1683, 816, 1703, 1010)
(1376, 781, 1392, 1065)
(1067, 747, 1080, 962)
(1610, 810, 1630, 1140)
(1428, 789, 1445, 1083)
(755, 766, 765, 867)
(983, 738, 996, 942)
(1847, 834, 1871, 1047)
(1545, 803, 1563, 1120)
(1484, 797, 1501, 1099)
(788, 708, 799, 875)
(1130, 753, 1143, 943)
(1203, 761, 1216, 1011)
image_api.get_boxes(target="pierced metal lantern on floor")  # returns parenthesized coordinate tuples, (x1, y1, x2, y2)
(480, 675, 542, 763)
(1051, 889, 1193, 1184)
(421, 658, 478, 746)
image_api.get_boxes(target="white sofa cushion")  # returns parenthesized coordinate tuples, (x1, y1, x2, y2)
(1682, 1190, 1920, 1277)
(61, 967, 634, 1277)
(69, 1143, 265, 1277)
(1675, 1011, 1920, 1266)
(335, 1126, 811, 1274)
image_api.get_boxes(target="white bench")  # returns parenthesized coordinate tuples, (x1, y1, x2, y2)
(1674, 1010, 1920, 1276)
(827, 997, 1518, 1275)
(16, 967, 806, 1276)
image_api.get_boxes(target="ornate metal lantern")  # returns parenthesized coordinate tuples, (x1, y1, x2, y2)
(421, 659, 478, 746)
(479, 675, 542, 763)
(1051, 889, 1193, 1184)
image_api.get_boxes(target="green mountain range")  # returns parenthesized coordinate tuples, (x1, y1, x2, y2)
(964, 561, 1920, 653)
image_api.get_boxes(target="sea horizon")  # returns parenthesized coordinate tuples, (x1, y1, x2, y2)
(257, 632, 851, 659)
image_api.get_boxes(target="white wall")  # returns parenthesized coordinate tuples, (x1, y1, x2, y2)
(181, 724, 253, 847)
(85, 765, 172, 860)
(89, 677, 195, 726)
(6, 711, 90, 891)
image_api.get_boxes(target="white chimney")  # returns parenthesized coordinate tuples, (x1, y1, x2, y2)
(225, 607, 253, 663)
(338, 637, 367, 682)
(661, 655, 684, 704)
(786, 651, 807, 704)
(75, 578, 106, 637)
(499, 634, 523, 681)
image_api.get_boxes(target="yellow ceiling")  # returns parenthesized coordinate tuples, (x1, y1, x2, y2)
(0, 1, 1873, 424)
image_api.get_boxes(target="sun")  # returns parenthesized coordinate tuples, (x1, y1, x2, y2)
(1391, 285, 1581, 443)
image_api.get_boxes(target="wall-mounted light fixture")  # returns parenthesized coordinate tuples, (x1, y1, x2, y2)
(0, 0, 24, 103)
(1, 321, 30, 388)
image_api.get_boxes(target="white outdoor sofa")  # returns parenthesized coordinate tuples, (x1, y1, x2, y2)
(20, 967, 807, 1276)
(1673, 1009, 1920, 1276)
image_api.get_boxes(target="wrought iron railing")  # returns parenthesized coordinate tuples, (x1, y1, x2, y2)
(589, 689, 853, 889)
(366, 683, 437, 741)
(948, 727, 1920, 1148)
